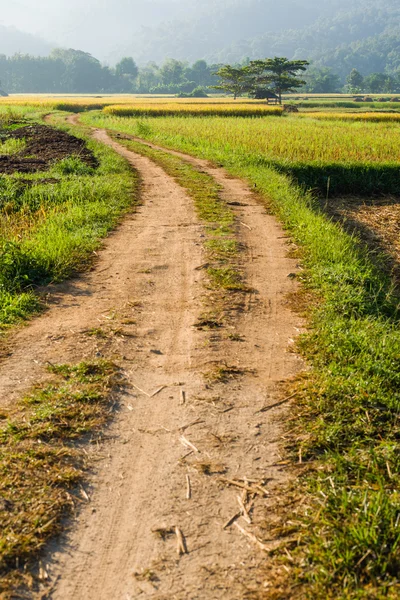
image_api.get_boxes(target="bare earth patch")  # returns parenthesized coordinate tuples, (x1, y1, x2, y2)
(0, 124, 98, 174)
(326, 196, 400, 285)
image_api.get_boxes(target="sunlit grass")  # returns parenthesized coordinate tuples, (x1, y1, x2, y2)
(103, 103, 283, 117)
(83, 112, 400, 164)
(301, 111, 400, 122)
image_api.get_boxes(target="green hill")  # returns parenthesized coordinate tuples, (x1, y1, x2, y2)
(122, 0, 400, 78)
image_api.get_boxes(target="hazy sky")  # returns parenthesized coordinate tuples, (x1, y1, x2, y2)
(0, 0, 186, 58)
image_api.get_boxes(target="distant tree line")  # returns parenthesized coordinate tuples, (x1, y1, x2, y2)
(301, 66, 400, 94)
(0, 48, 399, 96)
(0, 50, 220, 95)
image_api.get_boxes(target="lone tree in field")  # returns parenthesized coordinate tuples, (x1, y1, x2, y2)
(212, 65, 251, 99)
(346, 68, 364, 93)
(248, 57, 309, 104)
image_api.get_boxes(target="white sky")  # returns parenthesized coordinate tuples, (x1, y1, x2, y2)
(0, 0, 184, 57)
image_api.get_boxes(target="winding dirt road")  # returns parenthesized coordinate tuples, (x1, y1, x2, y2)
(0, 126, 303, 598)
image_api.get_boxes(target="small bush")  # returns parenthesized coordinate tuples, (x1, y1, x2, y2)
(52, 156, 95, 175)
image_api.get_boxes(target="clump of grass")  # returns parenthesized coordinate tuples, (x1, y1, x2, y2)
(191, 460, 227, 475)
(85, 327, 108, 338)
(207, 266, 246, 291)
(0, 360, 118, 596)
(205, 363, 244, 383)
(52, 156, 95, 176)
(0, 138, 26, 155)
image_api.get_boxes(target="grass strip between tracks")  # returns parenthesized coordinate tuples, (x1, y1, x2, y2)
(0, 361, 119, 597)
(80, 114, 400, 599)
(109, 134, 248, 332)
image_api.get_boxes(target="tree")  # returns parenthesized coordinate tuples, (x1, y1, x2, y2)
(346, 68, 364, 93)
(364, 72, 396, 93)
(50, 49, 106, 93)
(212, 65, 251, 99)
(160, 59, 186, 85)
(248, 57, 309, 103)
(302, 67, 341, 93)
(186, 60, 210, 87)
(115, 57, 138, 79)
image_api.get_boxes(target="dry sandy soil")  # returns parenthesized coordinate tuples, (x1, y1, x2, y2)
(0, 123, 304, 599)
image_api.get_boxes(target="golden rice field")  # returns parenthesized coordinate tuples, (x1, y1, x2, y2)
(86, 112, 400, 164)
(0, 95, 270, 107)
(302, 112, 400, 122)
(103, 103, 283, 117)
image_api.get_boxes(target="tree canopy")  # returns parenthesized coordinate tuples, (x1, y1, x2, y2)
(248, 57, 309, 103)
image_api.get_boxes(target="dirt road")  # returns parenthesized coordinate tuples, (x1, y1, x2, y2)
(0, 126, 303, 598)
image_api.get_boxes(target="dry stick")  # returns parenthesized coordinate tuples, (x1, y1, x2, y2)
(223, 512, 242, 530)
(131, 383, 151, 397)
(186, 475, 192, 500)
(179, 418, 205, 432)
(38, 517, 57, 533)
(180, 435, 200, 454)
(180, 450, 194, 462)
(240, 221, 252, 231)
(256, 392, 298, 414)
(234, 522, 270, 552)
(151, 385, 167, 398)
(219, 478, 268, 497)
(79, 486, 90, 502)
(237, 495, 252, 524)
(175, 527, 188, 555)
(180, 390, 186, 405)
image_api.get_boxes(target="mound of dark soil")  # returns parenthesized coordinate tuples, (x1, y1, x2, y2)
(0, 124, 98, 174)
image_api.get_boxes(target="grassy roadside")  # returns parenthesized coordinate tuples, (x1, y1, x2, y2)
(0, 113, 137, 329)
(108, 134, 247, 330)
(0, 360, 119, 598)
(80, 113, 400, 599)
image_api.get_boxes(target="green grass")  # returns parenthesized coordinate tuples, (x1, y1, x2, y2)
(0, 360, 118, 597)
(83, 113, 400, 599)
(0, 138, 26, 155)
(0, 118, 138, 328)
